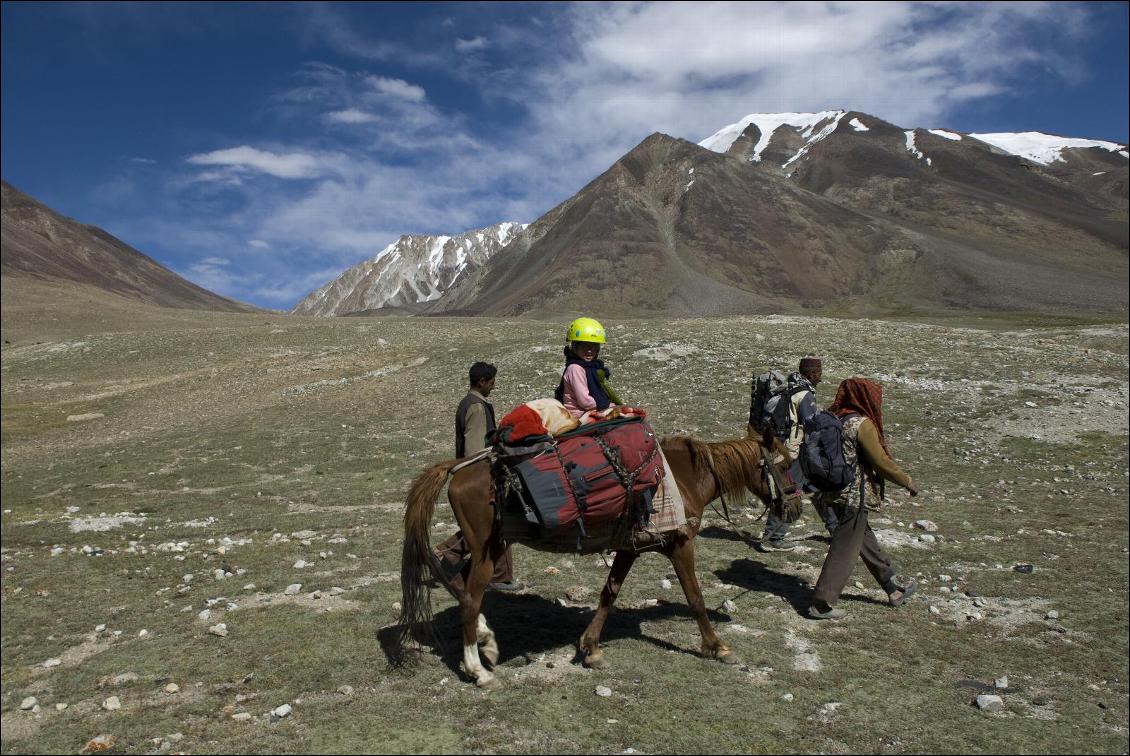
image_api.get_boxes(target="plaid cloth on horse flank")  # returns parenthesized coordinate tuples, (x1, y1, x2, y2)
(643, 449, 686, 533)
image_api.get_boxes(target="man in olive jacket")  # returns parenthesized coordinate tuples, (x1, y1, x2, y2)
(435, 362, 524, 592)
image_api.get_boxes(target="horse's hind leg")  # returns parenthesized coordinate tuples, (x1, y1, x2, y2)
(578, 550, 638, 669)
(461, 556, 500, 689)
(668, 538, 740, 665)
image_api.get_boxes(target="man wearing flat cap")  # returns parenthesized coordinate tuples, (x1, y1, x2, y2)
(759, 356, 839, 551)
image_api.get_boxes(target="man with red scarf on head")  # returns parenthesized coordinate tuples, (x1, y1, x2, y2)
(808, 377, 921, 620)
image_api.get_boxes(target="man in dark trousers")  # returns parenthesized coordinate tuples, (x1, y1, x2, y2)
(434, 362, 525, 592)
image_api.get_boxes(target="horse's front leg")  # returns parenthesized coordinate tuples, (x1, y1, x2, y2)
(667, 537, 740, 665)
(578, 550, 638, 669)
(461, 553, 500, 689)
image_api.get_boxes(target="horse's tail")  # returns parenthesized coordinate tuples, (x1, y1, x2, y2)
(393, 459, 457, 667)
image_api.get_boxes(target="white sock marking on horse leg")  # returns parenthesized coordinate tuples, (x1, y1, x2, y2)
(463, 641, 493, 686)
(477, 614, 499, 666)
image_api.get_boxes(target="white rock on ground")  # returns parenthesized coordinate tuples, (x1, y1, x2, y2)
(164, 683, 179, 694)
(208, 623, 228, 637)
(232, 712, 253, 721)
(914, 520, 938, 532)
(976, 694, 1004, 712)
(595, 686, 612, 697)
(20, 696, 38, 710)
(284, 584, 302, 595)
(272, 703, 292, 718)
(103, 696, 121, 711)
(995, 676, 1008, 689)
(43, 658, 62, 668)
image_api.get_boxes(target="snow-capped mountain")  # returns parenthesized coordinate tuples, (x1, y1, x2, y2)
(699, 110, 1128, 171)
(291, 222, 527, 316)
(429, 110, 1126, 317)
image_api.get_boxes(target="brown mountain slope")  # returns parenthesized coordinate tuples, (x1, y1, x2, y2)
(1, 181, 255, 312)
(435, 131, 1127, 317)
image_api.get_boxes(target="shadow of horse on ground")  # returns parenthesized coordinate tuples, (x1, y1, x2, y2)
(381, 590, 734, 677)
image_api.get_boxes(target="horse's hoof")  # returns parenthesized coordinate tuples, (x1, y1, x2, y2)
(475, 674, 502, 691)
(583, 655, 610, 670)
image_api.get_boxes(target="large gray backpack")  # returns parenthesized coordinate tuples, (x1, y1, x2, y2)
(749, 370, 805, 440)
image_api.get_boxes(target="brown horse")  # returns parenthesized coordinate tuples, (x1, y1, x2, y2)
(395, 434, 776, 689)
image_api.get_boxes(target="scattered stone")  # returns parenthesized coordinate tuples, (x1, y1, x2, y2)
(284, 584, 302, 595)
(43, 657, 62, 668)
(918, 534, 936, 544)
(782, 693, 794, 702)
(164, 683, 180, 694)
(329, 586, 346, 596)
(102, 696, 121, 711)
(1013, 564, 1035, 574)
(20, 696, 38, 710)
(110, 672, 139, 686)
(243, 583, 256, 591)
(95, 624, 107, 633)
(1045, 610, 1059, 620)
(660, 578, 672, 589)
(976, 694, 1004, 712)
(80, 734, 116, 754)
(208, 623, 229, 637)
(565, 585, 589, 602)
(929, 606, 942, 616)
(995, 676, 1009, 689)
(293, 560, 309, 569)
(544, 566, 560, 575)
(973, 597, 987, 608)
(913, 520, 938, 532)
(595, 686, 613, 697)
(55, 702, 68, 711)
(138, 629, 150, 638)
(198, 609, 212, 621)
(272, 703, 292, 718)
(722, 599, 737, 613)
(214, 569, 228, 580)
(67, 412, 105, 422)
(337, 685, 354, 696)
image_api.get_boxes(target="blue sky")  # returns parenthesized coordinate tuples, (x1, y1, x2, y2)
(3, 2, 1128, 310)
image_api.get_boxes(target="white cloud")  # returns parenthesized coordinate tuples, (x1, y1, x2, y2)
(201, 256, 230, 265)
(187, 146, 324, 179)
(366, 75, 426, 102)
(326, 108, 379, 124)
(248, 239, 270, 249)
(455, 36, 488, 53)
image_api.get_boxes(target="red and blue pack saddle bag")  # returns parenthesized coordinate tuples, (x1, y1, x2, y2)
(505, 416, 664, 551)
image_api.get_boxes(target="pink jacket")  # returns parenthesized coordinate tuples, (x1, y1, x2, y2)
(560, 364, 596, 418)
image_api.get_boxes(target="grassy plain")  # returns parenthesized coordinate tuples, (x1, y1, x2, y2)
(2, 284, 1127, 754)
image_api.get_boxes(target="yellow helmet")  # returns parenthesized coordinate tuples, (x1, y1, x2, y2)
(566, 317, 606, 344)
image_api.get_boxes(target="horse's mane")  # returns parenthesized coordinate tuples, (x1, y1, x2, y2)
(663, 435, 765, 505)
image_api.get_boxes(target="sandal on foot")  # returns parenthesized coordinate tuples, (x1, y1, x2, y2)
(888, 580, 918, 607)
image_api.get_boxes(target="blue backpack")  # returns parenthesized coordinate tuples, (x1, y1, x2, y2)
(799, 411, 856, 492)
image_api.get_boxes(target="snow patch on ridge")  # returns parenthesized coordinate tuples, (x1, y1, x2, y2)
(969, 131, 1128, 165)
(698, 111, 845, 161)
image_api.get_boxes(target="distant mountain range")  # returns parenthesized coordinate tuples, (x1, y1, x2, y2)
(424, 110, 1127, 317)
(5, 109, 1127, 320)
(1, 180, 255, 313)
